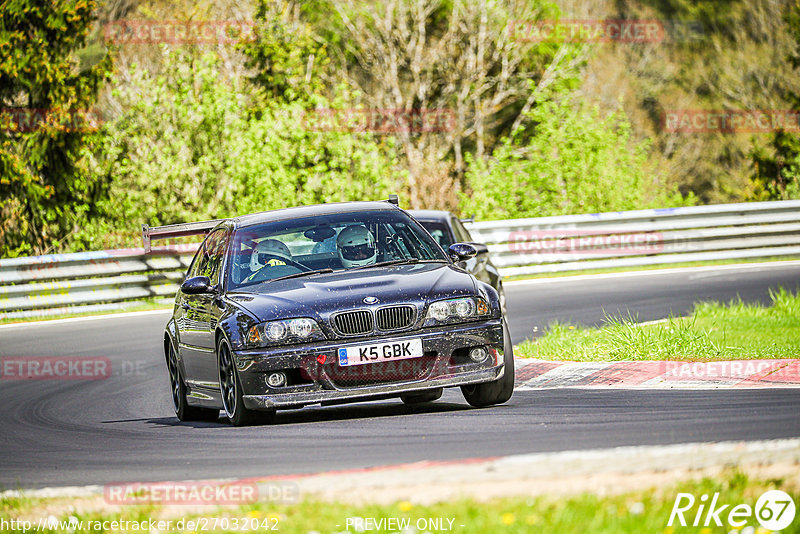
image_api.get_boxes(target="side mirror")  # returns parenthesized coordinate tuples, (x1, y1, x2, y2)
(181, 275, 212, 294)
(468, 242, 489, 255)
(448, 243, 478, 262)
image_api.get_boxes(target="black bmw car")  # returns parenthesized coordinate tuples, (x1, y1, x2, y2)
(144, 200, 513, 426)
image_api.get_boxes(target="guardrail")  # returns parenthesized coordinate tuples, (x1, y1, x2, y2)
(465, 200, 800, 277)
(0, 247, 197, 320)
(1, 200, 799, 319)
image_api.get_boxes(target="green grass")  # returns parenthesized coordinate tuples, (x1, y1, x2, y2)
(515, 287, 800, 361)
(0, 299, 172, 325)
(1, 470, 796, 533)
(504, 256, 800, 281)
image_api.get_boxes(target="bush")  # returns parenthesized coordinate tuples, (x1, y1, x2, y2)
(79, 49, 399, 250)
(461, 91, 693, 220)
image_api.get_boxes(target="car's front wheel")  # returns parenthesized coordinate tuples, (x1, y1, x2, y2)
(167, 342, 219, 422)
(461, 319, 514, 407)
(401, 388, 443, 405)
(218, 337, 275, 426)
(498, 283, 507, 316)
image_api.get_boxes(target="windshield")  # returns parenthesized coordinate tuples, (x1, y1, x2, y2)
(227, 210, 448, 290)
(417, 220, 453, 248)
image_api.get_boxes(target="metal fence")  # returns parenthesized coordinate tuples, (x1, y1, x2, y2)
(465, 200, 800, 277)
(2, 200, 799, 320)
(0, 247, 196, 320)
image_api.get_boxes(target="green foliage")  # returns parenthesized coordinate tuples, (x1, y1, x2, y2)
(81, 49, 398, 246)
(2, 470, 798, 534)
(461, 90, 692, 220)
(749, 1, 800, 200)
(240, 0, 330, 105)
(0, 0, 112, 257)
(5, 0, 799, 257)
(750, 131, 800, 200)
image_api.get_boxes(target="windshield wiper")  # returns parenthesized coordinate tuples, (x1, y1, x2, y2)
(350, 258, 444, 271)
(268, 268, 334, 282)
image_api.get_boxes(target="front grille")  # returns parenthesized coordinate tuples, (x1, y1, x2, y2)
(376, 305, 416, 331)
(332, 310, 374, 335)
(325, 353, 438, 388)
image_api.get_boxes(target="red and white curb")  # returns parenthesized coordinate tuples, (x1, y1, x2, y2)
(514, 358, 800, 389)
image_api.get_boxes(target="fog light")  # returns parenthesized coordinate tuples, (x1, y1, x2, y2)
(267, 372, 287, 388)
(469, 347, 489, 363)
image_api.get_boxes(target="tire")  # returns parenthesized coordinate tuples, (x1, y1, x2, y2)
(497, 284, 507, 316)
(167, 342, 219, 422)
(401, 388, 443, 405)
(218, 337, 275, 426)
(461, 319, 514, 407)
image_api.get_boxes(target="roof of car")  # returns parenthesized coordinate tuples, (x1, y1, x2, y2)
(233, 201, 402, 228)
(408, 209, 452, 222)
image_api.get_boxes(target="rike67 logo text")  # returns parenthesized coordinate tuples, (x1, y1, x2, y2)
(668, 490, 796, 531)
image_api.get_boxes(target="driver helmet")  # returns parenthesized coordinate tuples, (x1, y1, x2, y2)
(250, 238, 292, 272)
(336, 225, 377, 268)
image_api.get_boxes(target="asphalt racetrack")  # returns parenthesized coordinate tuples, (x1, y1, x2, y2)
(1, 262, 799, 490)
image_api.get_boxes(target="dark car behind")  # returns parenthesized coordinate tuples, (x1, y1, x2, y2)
(409, 210, 505, 313)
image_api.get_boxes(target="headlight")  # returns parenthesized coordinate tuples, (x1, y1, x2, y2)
(424, 297, 490, 325)
(289, 318, 315, 338)
(266, 321, 287, 341)
(247, 318, 325, 347)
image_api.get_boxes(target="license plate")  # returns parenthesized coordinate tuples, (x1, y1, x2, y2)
(338, 338, 423, 367)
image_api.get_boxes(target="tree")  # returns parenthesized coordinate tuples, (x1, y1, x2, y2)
(83, 49, 399, 246)
(289, 0, 582, 209)
(0, 0, 112, 257)
(749, 0, 800, 200)
(460, 88, 691, 220)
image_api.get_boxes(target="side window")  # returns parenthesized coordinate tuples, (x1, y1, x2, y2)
(185, 242, 208, 280)
(451, 217, 473, 243)
(199, 229, 227, 286)
(185, 229, 227, 284)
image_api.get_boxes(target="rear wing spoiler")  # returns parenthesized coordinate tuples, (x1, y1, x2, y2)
(141, 219, 225, 253)
(141, 197, 400, 252)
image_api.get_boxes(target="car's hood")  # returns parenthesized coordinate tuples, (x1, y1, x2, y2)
(227, 263, 477, 323)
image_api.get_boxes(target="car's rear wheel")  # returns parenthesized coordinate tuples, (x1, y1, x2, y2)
(167, 342, 219, 422)
(461, 319, 514, 407)
(401, 388, 443, 405)
(218, 338, 275, 426)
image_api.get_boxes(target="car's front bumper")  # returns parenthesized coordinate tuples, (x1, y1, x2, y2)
(233, 319, 505, 410)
